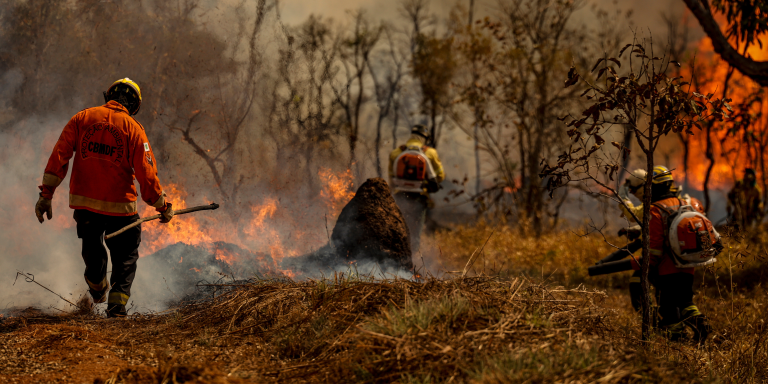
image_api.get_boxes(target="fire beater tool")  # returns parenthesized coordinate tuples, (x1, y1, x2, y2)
(105, 202, 220, 240)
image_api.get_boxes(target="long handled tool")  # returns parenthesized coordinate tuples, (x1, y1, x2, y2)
(594, 239, 642, 265)
(105, 202, 220, 240)
(588, 258, 637, 276)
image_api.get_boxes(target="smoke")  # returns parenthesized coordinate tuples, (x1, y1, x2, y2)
(0, 115, 85, 313)
(0, 0, 727, 315)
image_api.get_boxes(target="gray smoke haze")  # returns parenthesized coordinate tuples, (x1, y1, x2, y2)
(0, 0, 724, 314)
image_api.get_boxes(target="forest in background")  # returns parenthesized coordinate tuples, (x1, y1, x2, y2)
(1, 0, 767, 236)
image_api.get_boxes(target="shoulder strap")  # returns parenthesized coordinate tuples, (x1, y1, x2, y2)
(651, 202, 674, 216)
(650, 202, 673, 254)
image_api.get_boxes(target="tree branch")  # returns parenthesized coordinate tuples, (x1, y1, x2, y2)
(683, 0, 768, 86)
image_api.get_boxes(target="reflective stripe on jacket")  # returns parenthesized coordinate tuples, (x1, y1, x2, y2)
(40, 101, 165, 216)
(630, 197, 705, 276)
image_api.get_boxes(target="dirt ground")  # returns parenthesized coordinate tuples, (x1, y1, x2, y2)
(0, 310, 273, 383)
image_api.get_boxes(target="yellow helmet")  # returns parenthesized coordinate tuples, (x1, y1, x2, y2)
(651, 166, 674, 184)
(104, 78, 142, 115)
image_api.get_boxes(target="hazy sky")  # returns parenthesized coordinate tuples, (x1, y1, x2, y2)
(275, 0, 698, 38)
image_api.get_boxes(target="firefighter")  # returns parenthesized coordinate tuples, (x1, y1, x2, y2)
(617, 167, 705, 314)
(618, 168, 647, 223)
(34, 78, 174, 318)
(727, 168, 763, 229)
(619, 168, 697, 224)
(630, 166, 712, 343)
(388, 124, 445, 253)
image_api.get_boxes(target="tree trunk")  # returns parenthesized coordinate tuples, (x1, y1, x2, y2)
(430, 104, 438, 148)
(617, 124, 633, 184)
(703, 121, 715, 214)
(640, 165, 653, 339)
(640, 105, 656, 341)
(475, 121, 481, 195)
(392, 100, 400, 150)
(375, 115, 383, 178)
(677, 132, 690, 191)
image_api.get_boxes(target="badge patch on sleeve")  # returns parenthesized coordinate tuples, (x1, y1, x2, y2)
(144, 143, 150, 152)
(146, 155, 153, 165)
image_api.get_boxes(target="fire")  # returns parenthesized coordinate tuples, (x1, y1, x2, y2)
(213, 248, 237, 265)
(318, 167, 355, 218)
(673, 18, 768, 192)
(139, 183, 217, 255)
(135, 168, 355, 278)
(242, 198, 290, 265)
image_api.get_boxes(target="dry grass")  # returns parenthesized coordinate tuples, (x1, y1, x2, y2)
(435, 221, 768, 383)
(0, 222, 767, 383)
(0, 275, 719, 383)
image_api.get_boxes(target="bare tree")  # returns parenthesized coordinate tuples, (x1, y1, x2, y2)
(332, 11, 382, 170)
(266, 14, 345, 195)
(468, 0, 615, 235)
(162, 0, 272, 222)
(368, 26, 407, 177)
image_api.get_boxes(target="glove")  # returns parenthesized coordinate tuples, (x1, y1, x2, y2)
(158, 202, 174, 223)
(35, 195, 53, 223)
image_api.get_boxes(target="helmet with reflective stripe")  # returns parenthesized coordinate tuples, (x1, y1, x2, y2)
(652, 166, 674, 184)
(104, 78, 142, 115)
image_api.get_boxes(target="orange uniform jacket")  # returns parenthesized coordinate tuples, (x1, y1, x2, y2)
(631, 197, 705, 276)
(39, 101, 166, 216)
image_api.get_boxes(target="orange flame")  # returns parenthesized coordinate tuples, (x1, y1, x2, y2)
(140, 183, 217, 254)
(318, 167, 355, 218)
(673, 21, 768, 191)
(136, 168, 355, 278)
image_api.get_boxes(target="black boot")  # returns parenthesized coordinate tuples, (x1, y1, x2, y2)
(89, 288, 107, 304)
(106, 303, 127, 318)
(688, 315, 712, 344)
